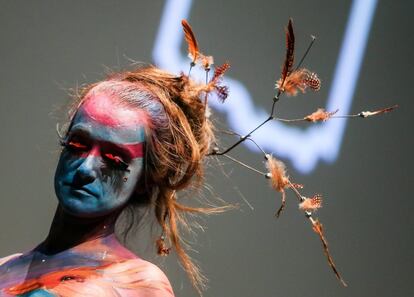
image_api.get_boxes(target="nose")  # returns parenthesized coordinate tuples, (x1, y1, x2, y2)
(73, 153, 98, 185)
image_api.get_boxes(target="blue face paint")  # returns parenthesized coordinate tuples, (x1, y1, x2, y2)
(18, 288, 56, 297)
(54, 93, 146, 218)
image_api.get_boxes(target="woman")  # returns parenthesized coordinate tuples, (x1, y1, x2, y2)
(0, 66, 219, 296)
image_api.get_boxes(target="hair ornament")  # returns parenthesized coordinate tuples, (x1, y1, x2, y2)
(181, 19, 214, 74)
(178, 17, 397, 289)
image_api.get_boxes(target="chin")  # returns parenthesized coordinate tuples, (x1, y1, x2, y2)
(58, 195, 127, 219)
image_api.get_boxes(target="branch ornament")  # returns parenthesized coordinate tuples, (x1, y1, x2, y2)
(179, 18, 397, 287)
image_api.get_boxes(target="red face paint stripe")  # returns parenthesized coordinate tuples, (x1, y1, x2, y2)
(123, 142, 144, 158)
(71, 142, 144, 159)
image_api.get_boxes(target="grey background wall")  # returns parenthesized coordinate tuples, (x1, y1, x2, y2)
(0, 1, 413, 296)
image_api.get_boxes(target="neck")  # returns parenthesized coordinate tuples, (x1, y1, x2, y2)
(38, 205, 119, 255)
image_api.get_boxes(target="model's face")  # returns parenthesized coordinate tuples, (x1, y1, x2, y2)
(54, 91, 148, 218)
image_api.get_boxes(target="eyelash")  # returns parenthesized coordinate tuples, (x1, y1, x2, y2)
(59, 139, 130, 171)
(103, 153, 130, 171)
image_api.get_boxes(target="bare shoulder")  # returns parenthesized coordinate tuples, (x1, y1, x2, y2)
(104, 258, 175, 297)
(0, 253, 175, 297)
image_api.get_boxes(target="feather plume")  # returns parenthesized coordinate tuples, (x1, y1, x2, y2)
(215, 85, 229, 102)
(303, 70, 321, 91)
(181, 19, 215, 71)
(265, 155, 290, 217)
(212, 62, 231, 81)
(281, 18, 295, 82)
(299, 194, 323, 212)
(359, 104, 398, 118)
(276, 68, 320, 96)
(305, 108, 338, 122)
(312, 220, 347, 287)
(181, 19, 199, 64)
(204, 62, 231, 102)
(266, 155, 289, 192)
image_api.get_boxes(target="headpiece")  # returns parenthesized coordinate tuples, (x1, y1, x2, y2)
(157, 18, 397, 288)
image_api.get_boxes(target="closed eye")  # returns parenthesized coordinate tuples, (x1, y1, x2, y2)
(68, 141, 88, 149)
(59, 139, 89, 153)
(104, 153, 130, 171)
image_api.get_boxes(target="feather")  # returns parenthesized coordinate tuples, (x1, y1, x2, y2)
(181, 19, 199, 64)
(312, 220, 347, 287)
(359, 104, 398, 118)
(266, 155, 289, 192)
(276, 68, 320, 96)
(299, 194, 323, 212)
(265, 155, 290, 217)
(281, 18, 295, 82)
(305, 108, 338, 122)
(212, 62, 230, 81)
(214, 85, 229, 102)
(204, 62, 231, 102)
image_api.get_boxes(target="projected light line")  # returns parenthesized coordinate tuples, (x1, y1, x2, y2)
(153, 0, 378, 173)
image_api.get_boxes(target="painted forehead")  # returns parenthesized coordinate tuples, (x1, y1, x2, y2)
(81, 89, 149, 128)
(70, 90, 147, 147)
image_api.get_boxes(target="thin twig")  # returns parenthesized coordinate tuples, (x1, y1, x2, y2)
(222, 154, 267, 176)
(212, 115, 273, 156)
(275, 117, 306, 123)
(216, 129, 242, 137)
(188, 63, 195, 77)
(294, 35, 316, 71)
(204, 68, 210, 107)
(287, 180, 305, 202)
(245, 137, 268, 156)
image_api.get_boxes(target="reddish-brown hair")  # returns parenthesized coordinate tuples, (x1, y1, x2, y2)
(64, 64, 226, 294)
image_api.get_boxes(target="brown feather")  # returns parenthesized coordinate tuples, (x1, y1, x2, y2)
(299, 194, 323, 212)
(359, 104, 398, 118)
(181, 19, 199, 63)
(213, 62, 231, 81)
(281, 18, 295, 82)
(276, 68, 320, 96)
(266, 155, 290, 217)
(312, 220, 348, 287)
(305, 108, 338, 122)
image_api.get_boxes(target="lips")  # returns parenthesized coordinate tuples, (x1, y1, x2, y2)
(63, 182, 98, 198)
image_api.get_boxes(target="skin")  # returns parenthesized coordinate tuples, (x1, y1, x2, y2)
(0, 90, 174, 297)
(54, 91, 147, 218)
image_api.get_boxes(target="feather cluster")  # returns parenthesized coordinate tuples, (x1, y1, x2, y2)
(276, 68, 321, 96)
(181, 19, 214, 70)
(305, 108, 338, 122)
(276, 19, 320, 96)
(265, 154, 290, 217)
(299, 194, 323, 212)
(209, 62, 231, 102)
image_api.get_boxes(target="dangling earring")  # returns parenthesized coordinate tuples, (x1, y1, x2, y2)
(156, 233, 171, 256)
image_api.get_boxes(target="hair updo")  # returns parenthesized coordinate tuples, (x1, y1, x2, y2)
(63, 64, 224, 293)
